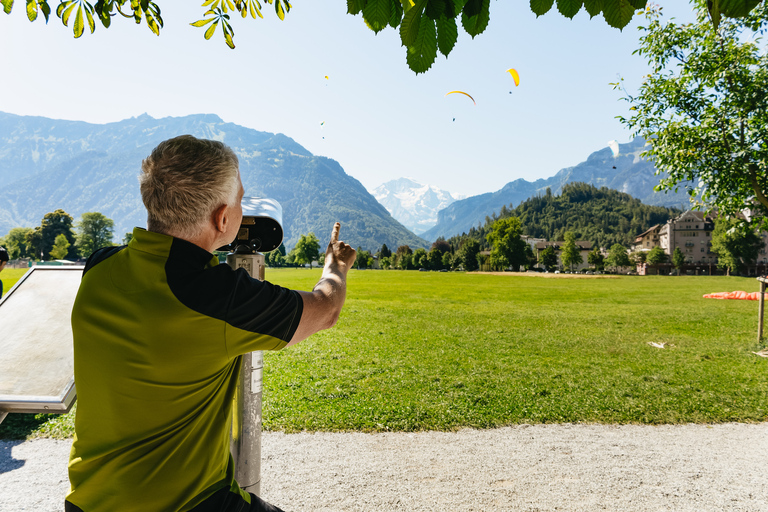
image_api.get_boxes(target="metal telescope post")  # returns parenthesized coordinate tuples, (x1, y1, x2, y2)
(227, 247, 265, 494)
(223, 197, 284, 497)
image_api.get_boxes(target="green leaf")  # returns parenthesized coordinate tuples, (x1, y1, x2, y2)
(719, 0, 759, 19)
(583, 0, 603, 18)
(462, 0, 480, 16)
(40, 0, 50, 21)
(145, 11, 159, 34)
(190, 17, 214, 27)
(708, 0, 721, 29)
(602, 0, 634, 29)
(406, 13, 437, 73)
(363, 0, 391, 33)
(85, 3, 95, 32)
(249, 0, 262, 18)
(400, 0, 425, 46)
(628, 0, 645, 7)
(26, 0, 38, 21)
(2, 0, 13, 15)
(225, 0, 234, 12)
(436, 14, 457, 56)
(275, 0, 284, 20)
(61, 1, 77, 26)
(530, 0, 554, 16)
(557, 0, 582, 18)
(204, 20, 217, 39)
(425, 0, 445, 20)
(461, 0, 489, 37)
(389, 0, 403, 27)
(73, 4, 84, 37)
(347, 0, 365, 15)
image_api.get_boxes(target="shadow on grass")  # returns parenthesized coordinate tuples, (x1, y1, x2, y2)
(0, 413, 56, 440)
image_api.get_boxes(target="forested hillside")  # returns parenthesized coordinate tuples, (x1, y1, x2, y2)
(449, 183, 681, 249)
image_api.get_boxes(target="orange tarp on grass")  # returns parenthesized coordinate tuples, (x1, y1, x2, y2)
(703, 291, 766, 300)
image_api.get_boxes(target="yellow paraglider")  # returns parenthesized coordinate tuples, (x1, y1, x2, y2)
(445, 91, 476, 105)
(507, 68, 520, 87)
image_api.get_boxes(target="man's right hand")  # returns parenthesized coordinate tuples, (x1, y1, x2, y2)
(288, 222, 355, 346)
(325, 222, 356, 271)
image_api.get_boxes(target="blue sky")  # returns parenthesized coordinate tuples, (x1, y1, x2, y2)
(0, 2, 695, 197)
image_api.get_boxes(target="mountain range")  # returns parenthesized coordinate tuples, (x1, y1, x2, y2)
(0, 112, 428, 251)
(420, 137, 692, 241)
(370, 178, 462, 235)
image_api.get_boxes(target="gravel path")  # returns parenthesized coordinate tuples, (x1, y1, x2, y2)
(2, 423, 767, 511)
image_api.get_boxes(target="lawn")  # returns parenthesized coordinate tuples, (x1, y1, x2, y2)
(1, 269, 766, 439)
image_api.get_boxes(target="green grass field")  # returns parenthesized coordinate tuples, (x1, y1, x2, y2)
(1, 269, 766, 439)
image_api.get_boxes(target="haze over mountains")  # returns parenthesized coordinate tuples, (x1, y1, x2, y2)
(0, 112, 428, 251)
(0, 111, 692, 253)
(370, 178, 463, 235)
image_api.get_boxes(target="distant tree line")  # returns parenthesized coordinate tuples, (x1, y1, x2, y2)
(0, 209, 115, 261)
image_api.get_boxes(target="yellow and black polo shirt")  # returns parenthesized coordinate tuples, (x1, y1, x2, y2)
(66, 227, 302, 512)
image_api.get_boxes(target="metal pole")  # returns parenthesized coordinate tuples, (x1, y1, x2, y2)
(758, 277, 767, 343)
(227, 252, 266, 495)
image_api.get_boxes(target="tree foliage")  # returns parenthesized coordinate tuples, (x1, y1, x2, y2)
(560, 231, 583, 270)
(617, 1, 768, 227)
(456, 238, 480, 271)
(448, 183, 680, 251)
(486, 216, 527, 270)
(1, 227, 34, 259)
(11, 0, 762, 74)
(587, 246, 604, 269)
(28, 209, 77, 260)
(710, 217, 763, 274)
(605, 243, 631, 270)
(50, 233, 71, 260)
(539, 245, 559, 271)
(75, 211, 115, 257)
(646, 245, 667, 265)
(293, 232, 320, 266)
(672, 246, 686, 269)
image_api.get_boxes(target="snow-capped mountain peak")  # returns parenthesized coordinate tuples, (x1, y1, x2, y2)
(371, 177, 463, 235)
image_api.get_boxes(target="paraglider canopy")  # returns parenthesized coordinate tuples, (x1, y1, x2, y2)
(608, 140, 619, 157)
(507, 68, 520, 86)
(445, 90, 476, 105)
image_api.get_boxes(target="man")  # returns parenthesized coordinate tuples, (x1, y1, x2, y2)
(0, 246, 8, 297)
(66, 135, 356, 512)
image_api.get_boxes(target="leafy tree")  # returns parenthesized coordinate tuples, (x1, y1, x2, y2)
(617, 1, 768, 226)
(75, 212, 115, 257)
(560, 231, 583, 271)
(394, 245, 413, 270)
(123, 232, 133, 245)
(380, 256, 391, 269)
(539, 245, 559, 271)
(293, 232, 320, 266)
(646, 246, 667, 265)
(486, 217, 527, 271)
(2, 227, 34, 259)
(4, 0, 690, 74)
(457, 238, 480, 271)
(711, 217, 763, 275)
(50, 233, 71, 260)
(355, 247, 373, 269)
(672, 247, 686, 272)
(441, 251, 453, 270)
(379, 243, 391, 259)
(523, 243, 536, 270)
(605, 243, 631, 271)
(431, 238, 451, 254)
(426, 247, 442, 270)
(28, 209, 77, 260)
(587, 246, 604, 270)
(412, 248, 428, 269)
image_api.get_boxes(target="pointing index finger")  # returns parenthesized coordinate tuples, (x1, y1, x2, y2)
(330, 222, 340, 244)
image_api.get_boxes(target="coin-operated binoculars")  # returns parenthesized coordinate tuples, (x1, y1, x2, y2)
(217, 197, 283, 496)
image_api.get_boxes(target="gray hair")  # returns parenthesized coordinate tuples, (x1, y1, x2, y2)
(139, 135, 240, 239)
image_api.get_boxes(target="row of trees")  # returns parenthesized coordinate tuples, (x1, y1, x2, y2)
(0, 210, 115, 261)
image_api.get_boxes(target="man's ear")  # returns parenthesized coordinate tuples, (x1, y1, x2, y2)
(212, 204, 229, 233)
